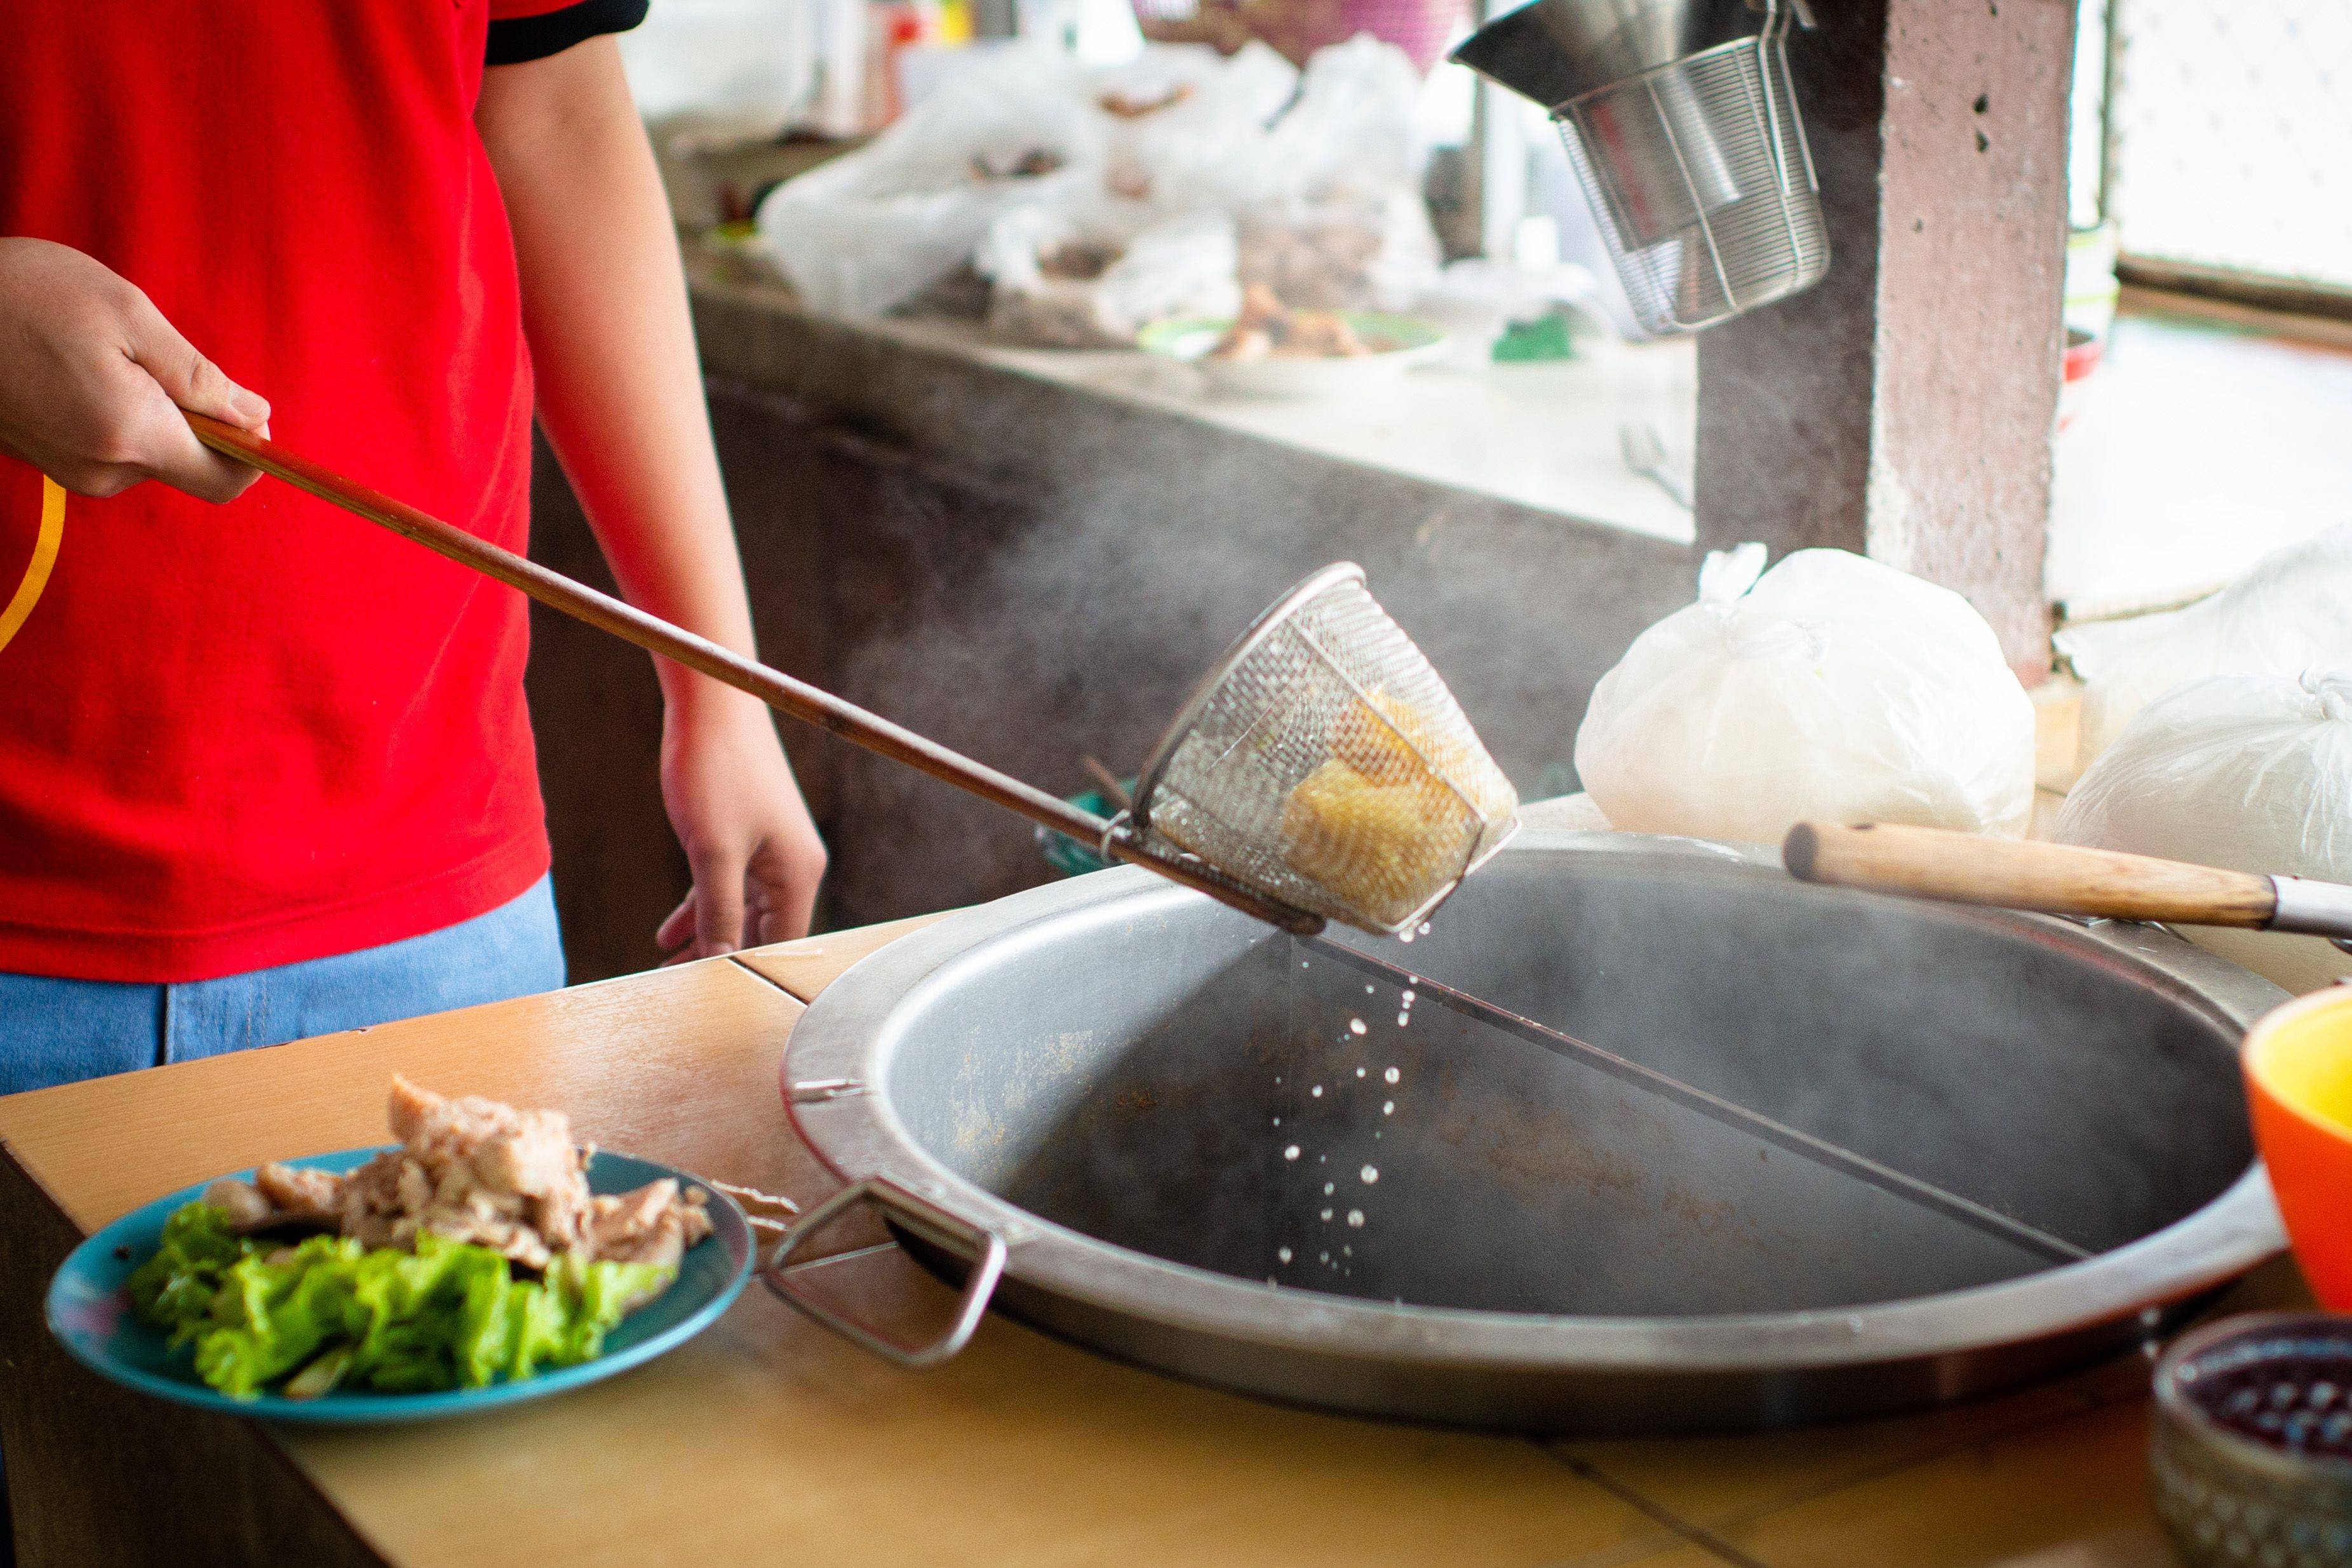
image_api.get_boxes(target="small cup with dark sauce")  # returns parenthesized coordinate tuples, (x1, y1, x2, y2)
(2153, 1312, 2352, 1567)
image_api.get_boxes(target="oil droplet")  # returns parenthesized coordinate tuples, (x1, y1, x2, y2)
(1272, 1116, 1281, 1127)
(1395, 1012, 1409, 1027)
(1323, 1181, 1335, 1195)
(1319, 1252, 1330, 1264)
(1355, 1066, 1366, 1078)
(1418, 922, 1432, 935)
(1347, 1209, 1365, 1228)
(1382, 1100, 1394, 1115)
(1277, 1245, 1293, 1264)
(1341, 1245, 1352, 1257)
(1348, 1018, 1368, 1036)
(1383, 1066, 1401, 1084)
(1397, 930, 1414, 944)
(1319, 1208, 1333, 1222)
(1310, 1084, 1324, 1098)
(1283, 1144, 1301, 1161)
(1361, 1165, 1380, 1184)
(1401, 989, 1416, 1005)
(1364, 984, 1374, 995)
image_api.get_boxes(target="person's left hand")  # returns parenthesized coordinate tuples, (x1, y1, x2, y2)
(655, 697, 826, 962)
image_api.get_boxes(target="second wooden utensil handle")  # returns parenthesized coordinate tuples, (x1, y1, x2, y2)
(185, 411, 1324, 935)
(1782, 822, 2280, 929)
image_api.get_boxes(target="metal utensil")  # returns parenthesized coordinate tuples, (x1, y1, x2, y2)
(1619, 419, 1693, 509)
(1455, 0, 1829, 335)
(187, 416, 1504, 937)
(1784, 822, 2352, 954)
(1079, 756, 1132, 811)
(1126, 563, 1520, 935)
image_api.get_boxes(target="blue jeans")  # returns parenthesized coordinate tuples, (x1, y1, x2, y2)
(0, 876, 567, 1098)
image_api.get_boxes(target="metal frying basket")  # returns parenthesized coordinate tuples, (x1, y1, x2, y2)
(1456, 0, 1829, 335)
(1127, 564, 1519, 935)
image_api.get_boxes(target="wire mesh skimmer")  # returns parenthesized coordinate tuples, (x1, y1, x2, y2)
(1126, 564, 1519, 935)
(1455, 0, 1831, 335)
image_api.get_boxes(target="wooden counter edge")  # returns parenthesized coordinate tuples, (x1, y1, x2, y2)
(0, 1141, 389, 1568)
(732, 911, 951, 1002)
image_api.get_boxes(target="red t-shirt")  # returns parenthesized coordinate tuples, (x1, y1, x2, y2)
(0, 1, 643, 982)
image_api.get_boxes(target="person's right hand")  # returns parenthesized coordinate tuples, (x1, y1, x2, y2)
(0, 237, 269, 503)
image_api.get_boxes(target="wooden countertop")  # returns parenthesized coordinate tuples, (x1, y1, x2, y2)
(0, 909, 2304, 1568)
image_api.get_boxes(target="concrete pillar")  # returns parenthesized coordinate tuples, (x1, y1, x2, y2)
(1695, 0, 2076, 681)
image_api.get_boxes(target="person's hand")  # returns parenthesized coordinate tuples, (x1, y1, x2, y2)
(655, 694, 827, 962)
(0, 237, 269, 502)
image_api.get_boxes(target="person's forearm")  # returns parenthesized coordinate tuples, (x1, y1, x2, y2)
(476, 39, 759, 723)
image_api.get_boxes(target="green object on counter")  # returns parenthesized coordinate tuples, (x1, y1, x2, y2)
(130, 1202, 673, 1400)
(1035, 786, 1131, 878)
(1492, 313, 1578, 363)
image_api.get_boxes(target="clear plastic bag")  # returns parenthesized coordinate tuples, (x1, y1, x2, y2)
(2055, 525, 2352, 784)
(976, 203, 1239, 347)
(1092, 43, 1301, 208)
(756, 48, 1103, 317)
(1123, 37, 1441, 311)
(2056, 669, 2352, 993)
(1574, 546, 2036, 845)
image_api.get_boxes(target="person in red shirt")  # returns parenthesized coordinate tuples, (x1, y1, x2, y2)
(0, 3, 828, 1095)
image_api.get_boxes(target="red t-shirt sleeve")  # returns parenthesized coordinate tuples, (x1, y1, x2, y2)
(486, 0, 649, 65)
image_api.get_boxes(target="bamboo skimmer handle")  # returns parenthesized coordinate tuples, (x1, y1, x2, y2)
(1780, 821, 2352, 934)
(185, 411, 1324, 937)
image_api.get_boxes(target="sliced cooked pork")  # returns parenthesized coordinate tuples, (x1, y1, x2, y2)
(201, 1077, 713, 1275)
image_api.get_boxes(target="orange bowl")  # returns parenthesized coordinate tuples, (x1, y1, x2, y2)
(2243, 988, 2352, 1309)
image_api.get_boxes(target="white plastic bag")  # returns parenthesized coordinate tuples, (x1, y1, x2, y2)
(976, 203, 1239, 347)
(1091, 43, 1301, 208)
(2056, 669, 2352, 993)
(1574, 546, 2036, 845)
(756, 49, 1103, 317)
(2055, 525, 2352, 783)
(1115, 37, 1441, 310)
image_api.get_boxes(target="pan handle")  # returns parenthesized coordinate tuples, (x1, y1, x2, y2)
(760, 1178, 1007, 1369)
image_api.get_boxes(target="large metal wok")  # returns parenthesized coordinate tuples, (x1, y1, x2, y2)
(775, 832, 2288, 1434)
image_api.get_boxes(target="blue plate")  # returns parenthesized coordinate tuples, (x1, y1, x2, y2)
(46, 1148, 752, 1424)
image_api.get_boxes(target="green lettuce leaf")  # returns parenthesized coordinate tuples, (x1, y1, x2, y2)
(129, 1202, 681, 1400)
(126, 1203, 260, 1346)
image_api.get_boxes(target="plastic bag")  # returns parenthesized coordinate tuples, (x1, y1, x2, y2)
(1120, 37, 1441, 311)
(1236, 39, 1439, 309)
(1574, 546, 2036, 845)
(1091, 43, 1301, 208)
(976, 203, 1239, 347)
(2055, 525, 2352, 784)
(756, 48, 1103, 317)
(2056, 669, 2352, 993)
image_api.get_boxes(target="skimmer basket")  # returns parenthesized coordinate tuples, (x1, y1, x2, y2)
(1556, 3, 1827, 334)
(1129, 564, 1519, 935)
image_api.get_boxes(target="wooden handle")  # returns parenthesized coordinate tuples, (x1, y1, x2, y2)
(187, 412, 1323, 936)
(1782, 822, 2278, 928)
(1080, 756, 1132, 811)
